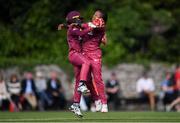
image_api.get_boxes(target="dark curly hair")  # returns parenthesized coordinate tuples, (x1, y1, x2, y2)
(95, 9, 108, 23)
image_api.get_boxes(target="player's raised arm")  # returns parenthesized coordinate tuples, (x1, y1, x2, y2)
(69, 24, 93, 37)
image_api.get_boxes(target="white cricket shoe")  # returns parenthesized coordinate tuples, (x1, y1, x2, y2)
(101, 104, 108, 113)
(77, 83, 89, 94)
(69, 104, 83, 118)
(95, 100, 102, 112)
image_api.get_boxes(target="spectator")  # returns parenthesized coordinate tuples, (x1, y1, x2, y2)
(35, 71, 51, 111)
(7, 74, 22, 111)
(0, 74, 10, 111)
(136, 72, 155, 110)
(160, 72, 175, 106)
(166, 65, 180, 111)
(46, 71, 66, 110)
(106, 72, 120, 110)
(21, 72, 37, 110)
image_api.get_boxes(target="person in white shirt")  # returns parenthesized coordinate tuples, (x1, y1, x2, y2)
(0, 74, 10, 110)
(136, 72, 155, 110)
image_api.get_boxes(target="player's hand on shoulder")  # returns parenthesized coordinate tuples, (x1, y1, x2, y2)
(57, 24, 65, 30)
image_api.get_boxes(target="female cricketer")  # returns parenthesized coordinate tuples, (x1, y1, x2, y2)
(59, 11, 100, 117)
(81, 9, 108, 113)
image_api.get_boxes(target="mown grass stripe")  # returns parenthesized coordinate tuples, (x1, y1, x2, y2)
(0, 112, 179, 122)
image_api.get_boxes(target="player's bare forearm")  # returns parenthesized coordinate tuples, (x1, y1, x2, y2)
(101, 33, 107, 45)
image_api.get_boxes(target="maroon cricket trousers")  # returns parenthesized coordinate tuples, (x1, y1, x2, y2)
(68, 50, 99, 103)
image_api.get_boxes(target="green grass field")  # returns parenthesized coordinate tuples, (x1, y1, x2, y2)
(0, 111, 179, 122)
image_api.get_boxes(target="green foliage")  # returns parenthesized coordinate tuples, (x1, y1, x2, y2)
(0, 0, 179, 71)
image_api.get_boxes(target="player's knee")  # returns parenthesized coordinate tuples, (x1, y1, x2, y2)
(82, 60, 90, 66)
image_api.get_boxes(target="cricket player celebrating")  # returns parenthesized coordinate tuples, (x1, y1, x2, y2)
(59, 11, 100, 117)
(82, 9, 108, 113)
(58, 10, 108, 117)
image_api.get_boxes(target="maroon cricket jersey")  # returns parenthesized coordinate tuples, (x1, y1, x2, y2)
(82, 24, 105, 58)
(67, 26, 92, 52)
(81, 24, 107, 104)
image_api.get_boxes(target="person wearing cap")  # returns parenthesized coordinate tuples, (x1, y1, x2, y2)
(60, 11, 99, 117)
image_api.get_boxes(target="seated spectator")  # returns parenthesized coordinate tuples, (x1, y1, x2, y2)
(21, 72, 37, 110)
(136, 72, 155, 111)
(7, 74, 22, 111)
(46, 71, 66, 110)
(0, 74, 10, 111)
(35, 71, 51, 111)
(160, 72, 175, 106)
(106, 72, 120, 110)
